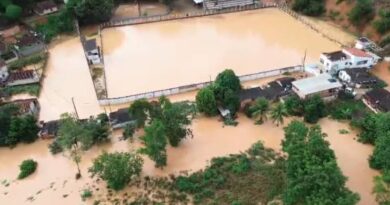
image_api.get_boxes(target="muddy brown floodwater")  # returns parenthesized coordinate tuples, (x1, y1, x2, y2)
(0, 7, 378, 205)
(102, 8, 340, 98)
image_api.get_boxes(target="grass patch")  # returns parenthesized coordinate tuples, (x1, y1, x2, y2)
(91, 67, 103, 81)
(1, 84, 41, 96)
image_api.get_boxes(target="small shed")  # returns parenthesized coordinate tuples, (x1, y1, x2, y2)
(39, 120, 59, 139)
(109, 108, 136, 129)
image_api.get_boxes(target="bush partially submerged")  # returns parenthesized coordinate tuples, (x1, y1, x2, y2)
(18, 159, 37, 179)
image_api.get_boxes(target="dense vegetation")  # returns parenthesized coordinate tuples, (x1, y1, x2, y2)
(0, 104, 39, 147)
(352, 112, 390, 204)
(292, 0, 325, 16)
(174, 142, 286, 205)
(283, 94, 326, 123)
(374, 9, 390, 35)
(18, 159, 37, 179)
(282, 121, 360, 204)
(89, 152, 143, 190)
(196, 69, 241, 119)
(348, 0, 375, 26)
(36, 10, 75, 42)
(129, 97, 195, 168)
(0, 0, 22, 21)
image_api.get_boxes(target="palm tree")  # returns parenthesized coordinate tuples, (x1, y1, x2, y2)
(251, 97, 269, 124)
(270, 103, 288, 127)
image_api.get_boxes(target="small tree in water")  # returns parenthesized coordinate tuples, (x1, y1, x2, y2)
(270, 103, 288, 127)
(250, 97, 269, 124)
(139, 120, 167, 168)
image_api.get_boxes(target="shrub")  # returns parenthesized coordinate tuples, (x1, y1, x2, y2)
(49, 140, 63, 155)
(123, 123, 136, 141)
(379, 35, 390, 47)
(18, 159, 37, 179)
(81, 189, 93, 201)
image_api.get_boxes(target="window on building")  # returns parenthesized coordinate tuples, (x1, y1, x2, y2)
(357, 60, 368, 65)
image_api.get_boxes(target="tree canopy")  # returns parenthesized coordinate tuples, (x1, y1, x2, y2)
(68, 0, 114, 24)
(348, 0, 375, 26)
(250, 97, 269, 124)
(0, 104, 39, 147)
(282, 121, 360, 205)
(89, 151, 143, 190)
(5, 4, 22, 20)
(139, 120, 167, 168)
(303, 95, 326, 123)
(196, 86, 218, 116)
(292, 0, 325, 16)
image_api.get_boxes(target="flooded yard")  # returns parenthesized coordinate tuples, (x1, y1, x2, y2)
(0, 115, 377, 204)
(102, 8, 340, 98)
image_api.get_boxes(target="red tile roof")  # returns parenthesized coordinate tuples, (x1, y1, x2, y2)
(345, 48, 371, 58)
(7, 70, 35, 82)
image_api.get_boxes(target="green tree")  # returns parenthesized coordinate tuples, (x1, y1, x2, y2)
(214, 69, 241, 94)
(18, 159, 37, 179)
(222, 89, 240, 116)
(370, 131, 390, 170)
(348, 0, 374, 26)
(373, 9, 390, 34)
(139, 120, 167, 168)
(8, 115, 39, 144)
(57, 113, 87, 178)
(0, 104, 21, 147)
(5, 4, 22, 20)
(250, 97, 269, 124)
(292, 0, 325, 16)
(89, 152, 143, 190)
(270, 103, 288, 127)
(284, 95, 304, 116)
(283, 121, 360, 205)
(196, 86, 218, 116)
(70, 0, 114, 24)
(303, 95, 326, 123)
(160, 99, 192, 147)
(355, 113, 390, 144)
(129, 99, 152, 128)
(123, 123, 136, 141)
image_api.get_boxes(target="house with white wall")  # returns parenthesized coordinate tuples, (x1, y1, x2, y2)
(320, 48, 380, 74)
(0, 59, 9, 83)
(292, 73, 342, 100)
(338, 67, 378, 88)
(84, 39, 101, 65)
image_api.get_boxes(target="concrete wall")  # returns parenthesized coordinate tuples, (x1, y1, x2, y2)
(98, 66, 303, 105)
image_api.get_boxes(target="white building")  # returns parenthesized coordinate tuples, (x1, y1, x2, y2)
(320, 48, 380, 74)
(84, 39, 101, 65)
(0, 60, 9, 83)
(338, 67, 378, 88)
(292, 73, 342, 100)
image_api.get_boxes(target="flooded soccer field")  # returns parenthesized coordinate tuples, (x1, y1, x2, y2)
(102, 8, 341, 98)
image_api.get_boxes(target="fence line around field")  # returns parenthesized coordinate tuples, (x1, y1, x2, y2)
(98, 65, 303, 105)
(99, 3, 277, 29)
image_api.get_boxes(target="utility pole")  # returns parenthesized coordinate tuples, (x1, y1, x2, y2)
(71, 97, 79, 119)
(302, 49, 307, 71)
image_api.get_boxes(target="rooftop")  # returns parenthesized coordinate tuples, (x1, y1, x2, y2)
(16, 35, 41, 48)
(109, 108, 133, 125)
(40, 120, 59, 137)
(7, 70, 35, 82)
(364, 88, 390, 112)
(344, 68, 378, 84)
(323, 50, 348, 61)
(35, 0, 57, 13)
(292, 73, 342, 96)
(344, 48, 371, 58)
(84, 39, 97, 52)
(238, 87, 264, 101)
